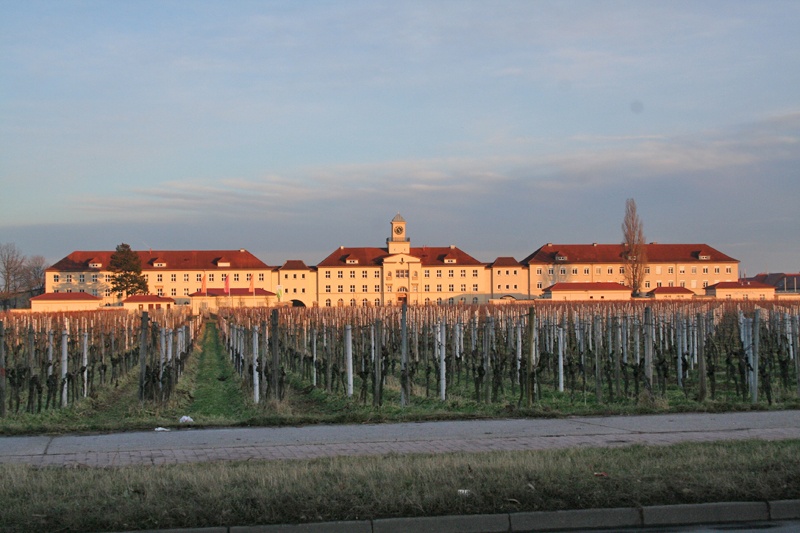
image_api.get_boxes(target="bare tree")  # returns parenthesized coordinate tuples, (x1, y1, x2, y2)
(621, 198, 647, 296)
(0, 243, 25, 309)
(21, 255, 48, 296)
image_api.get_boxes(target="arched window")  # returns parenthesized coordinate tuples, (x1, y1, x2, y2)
(361, 298, 369, 307)
(350, 298, 357, 306)
(325, 299, 331, 307)
(337, 299, 344, 307)
(374, 298, 381, 306)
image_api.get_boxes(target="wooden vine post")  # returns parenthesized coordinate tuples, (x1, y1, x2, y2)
(0, 320, 5, 418)
(138, 312, 148, 402)
(271, 309, 279, 401)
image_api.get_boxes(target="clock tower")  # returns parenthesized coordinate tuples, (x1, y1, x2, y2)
(387, 213, 410, 255)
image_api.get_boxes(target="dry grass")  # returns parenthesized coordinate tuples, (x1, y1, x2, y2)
(1, 439, 799, 532)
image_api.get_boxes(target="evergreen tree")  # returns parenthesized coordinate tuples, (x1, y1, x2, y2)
(110, 243, 149, 297)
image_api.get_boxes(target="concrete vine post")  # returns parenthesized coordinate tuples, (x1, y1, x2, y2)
(439, 319, 446, 401)
(82, 330, 89, 398)
(527, 307, 535, 407)
(593, 314, 602, 403)
(697, 313, 707, 402)
(373, 319, 381, 406)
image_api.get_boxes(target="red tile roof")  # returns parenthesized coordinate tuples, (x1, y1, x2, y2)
(189, 288, 275, 297)
(708, 281, 773, 290)
(31, 292, 102, 301)
(317, 246, 484, 268)
(278, 260, 311, 270)
(523, 243, 738, 265)
(648, 286, 695, 294)
(490, 257, 523, 267)
(545, 282, 631, 292)
(48, 249, 270, 272)
(123, 295, 175, 303)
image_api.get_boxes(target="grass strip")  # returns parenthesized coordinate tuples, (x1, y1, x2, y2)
(1, 439, 798, 532)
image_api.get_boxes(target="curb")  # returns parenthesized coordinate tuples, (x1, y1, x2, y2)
(123, 499, 800, 533)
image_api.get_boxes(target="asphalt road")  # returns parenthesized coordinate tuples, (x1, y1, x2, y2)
(1, 410, 798, 467)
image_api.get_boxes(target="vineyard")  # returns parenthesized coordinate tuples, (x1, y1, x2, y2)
(1, 300, 799, 431)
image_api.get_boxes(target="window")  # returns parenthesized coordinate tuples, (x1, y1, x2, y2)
(680, 281, 685, 287)
(473, 269, 479, 277)
(374, 271, 380, 278)
(284, 274, 288, 279)
(362, 298, 369, 307)
(375, 285, 380, 292)
(436, 284, 442, 292)
(448, 284, 454, 292)
(726, 267, 732, 274)
(325, 299, 331, 307)
(246, 273, 252, 281)
(619, 267, 625, 274)
(337, 285, 343, 293)
(424, 270, 430, 278)
(157, 288, 164, 296)
(472, 284, 478, 291)
(548, 268, 554, 275)
(362, 285, 368, 292)
(362, 271, 368, 278)
(607, 268, 613, 275)
(424, 298, 431, 305)
(497, 284, 502, 290)
(714, 267, 720, 274)
(53, 274, 60, 282)
(656, 282, 662, 288)
(461, 284, 466, 292)
(703, 281, 709, 288)
(461, 270, 466, 277)
(65, 274, 72, 283)
(157, 274, 163, 282)
(436, 270, 442, 278)
(448, 270, 454, 278)
(374, 298, 381, 306)
(325, 285, 331, 293)
(258, 273, 265, 281)
(171, 288, 177, 296)
(350, 299, 357, 307)
(668, 281, 674, 287)
(234, 274, 240, 282)
(572, 268, 578, 275)
(536, 268, 542, 275)
(668, 267, 674, 274)
(92, 274, 98, 283)
(325, 271, 331, 278)
(337, 271, 343, 278)
(472, 297, 479, 304)
(208, 274, 214, 281)
(79, 274, 85, 283)
(424, 284, 431, 292)
(679, 266, 685, 274)
(448, 298, 454, 305)
(184, 288, 190, 296)
(703, 267, 709, 274)
(350, 271, 356, 278)
(349, 285, 355, 292)
(537, 282, 543, 289)
(105, 288, 111, 297)
(644, 281, 651, 288)
(596, 267, 601, 274)
(584, 268, 589, 275)
(691, 267, 697, 274)
(184, 274, 190, 282)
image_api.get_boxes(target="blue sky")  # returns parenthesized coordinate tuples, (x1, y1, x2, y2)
(2, 1, 799, 275)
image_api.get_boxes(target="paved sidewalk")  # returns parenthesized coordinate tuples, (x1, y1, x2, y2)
(1, 410, 798, 467)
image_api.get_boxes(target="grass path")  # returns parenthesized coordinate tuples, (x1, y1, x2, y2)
(185, 321, 250, 420)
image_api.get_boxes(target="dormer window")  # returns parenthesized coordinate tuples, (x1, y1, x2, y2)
(699, 254, 710, 261)
(215, 258, 231, 267)
(154, 261, 167, 268)
(556, 254, 568, 261)
(445, 258, 456, 264)
(346, 258, 359, 265)
(89, 261, 102, 269)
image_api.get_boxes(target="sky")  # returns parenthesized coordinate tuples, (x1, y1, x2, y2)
(1, 1, 799, 275)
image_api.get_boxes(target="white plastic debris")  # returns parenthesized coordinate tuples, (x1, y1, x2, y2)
(179, 416, 194, 423)
(457, 489, 473, 497)
(154, 427, 170, 432)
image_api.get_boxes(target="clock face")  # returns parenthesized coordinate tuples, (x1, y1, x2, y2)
(394, 226, 404, 235)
